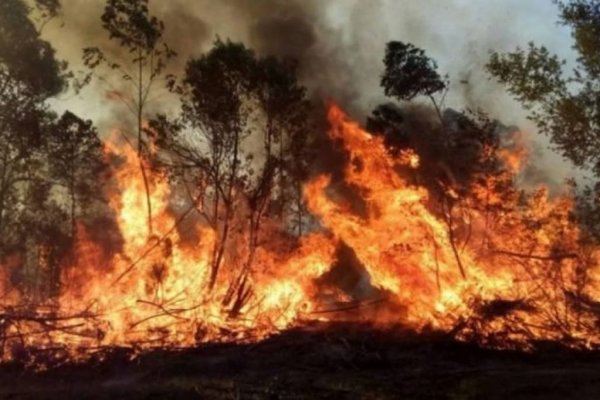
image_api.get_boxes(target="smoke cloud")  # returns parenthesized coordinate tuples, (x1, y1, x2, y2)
(40, 0, 583, 185)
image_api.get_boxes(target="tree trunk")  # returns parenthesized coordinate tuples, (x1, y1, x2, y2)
(279, 130, 286, 220)
(209, 127, 240, 291)
(0, 150, 10, 255)
(70, 179, 76, 242)
(443, 199, 467, 279)
(137, 48, 153, 237)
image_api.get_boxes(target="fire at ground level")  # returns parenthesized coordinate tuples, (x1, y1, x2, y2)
(1, 321, 600, 400)
(5, 105, 600, 356)
(4, 104, 600, 395)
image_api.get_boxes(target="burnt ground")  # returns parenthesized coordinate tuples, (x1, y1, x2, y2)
(1, 322, 600, 399)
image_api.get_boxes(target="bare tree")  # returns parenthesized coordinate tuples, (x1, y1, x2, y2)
(83, 0, 175, 236)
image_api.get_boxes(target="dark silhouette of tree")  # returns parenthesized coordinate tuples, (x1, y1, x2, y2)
(0, 0, 81, 301)
(83, 0, 175, 237)
(368, 104, 501, 193)
(0, 0, 68, 99)
(0, 0, 111, 302)
(17, 179, 70, 302)
(381, 41, 447, 119)
(254, 56, 312, 235)
(372, 41, 486, 191)
(48, 112, 107, 240)
(0, 0, 68, 255)
(151, 39, 312, 310)
(178, 39, 254, 295)
(371, 41, 525, 280)
(0, 104, 51, 257)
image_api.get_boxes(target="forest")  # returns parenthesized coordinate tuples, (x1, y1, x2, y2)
(3, 0, 600, 398)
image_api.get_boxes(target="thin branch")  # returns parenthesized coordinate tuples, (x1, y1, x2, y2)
(493, 249, 578, 262)
(111, 194, 202, 285)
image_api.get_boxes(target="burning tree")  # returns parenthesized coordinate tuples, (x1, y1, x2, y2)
(47, 112, 107, 241)
(0, 0, 108, 303)
(83, 0, 175, 237)
(3, 0, 600, 370)
(149, 39, 313, 312)
(488, 0, 600, 239)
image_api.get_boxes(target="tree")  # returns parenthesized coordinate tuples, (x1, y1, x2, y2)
(0, 102, 51, 256)
(381, 41, 447, 118)
(0, 0, 68, 100)
(487, 0, 600, 174)
(47, 111, 107, 240)
(83, 0, 175, 237)
(487, 0, 600, 239)
(175, 39, 255, 295)
(151, 39, 312, 312)
(16, 179, 70, 302)
(372, 40, 542, 282)
(0, 0, 69, 255)
(254, 56, 313, 235)
(0, 0, 87, 302)
(374, 41, 489, 279)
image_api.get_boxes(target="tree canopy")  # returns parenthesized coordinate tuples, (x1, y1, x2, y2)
(488, 0, 600, 175)
(0, 0, 68, 99)
(381, 41, 447, 102)
(0, 0, 108, 300)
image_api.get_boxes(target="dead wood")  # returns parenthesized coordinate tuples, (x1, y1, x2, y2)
(311, 297, 389, 314)
(492, 249, 578, 262)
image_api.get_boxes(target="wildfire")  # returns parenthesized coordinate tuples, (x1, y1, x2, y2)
(2, 103, 600, 365)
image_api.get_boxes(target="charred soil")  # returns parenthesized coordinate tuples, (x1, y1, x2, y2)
(1, 322, 600, 399)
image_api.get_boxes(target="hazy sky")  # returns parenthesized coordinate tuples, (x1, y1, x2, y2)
(42, 0, 581, 186)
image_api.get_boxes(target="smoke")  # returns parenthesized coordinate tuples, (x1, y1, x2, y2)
(39, 0, 583, 185)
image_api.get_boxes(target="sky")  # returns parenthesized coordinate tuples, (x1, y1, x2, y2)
(41, 0, 582, 187)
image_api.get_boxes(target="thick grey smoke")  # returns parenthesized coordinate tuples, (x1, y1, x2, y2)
(41, 0, 583, 185)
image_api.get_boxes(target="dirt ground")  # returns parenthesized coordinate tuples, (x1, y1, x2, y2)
(1, 322, 600, 399)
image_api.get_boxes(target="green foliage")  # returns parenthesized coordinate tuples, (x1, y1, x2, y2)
(487, 0, 600, 174)
(181, 39, 256, 140)
(381, 41, 446, 101)
(83, 0, 175, 86)
(0, 0, 68, 99)
(47, 112, 107, 236)
(153, 39, 313, 219)
(0, 0, 109, 299)
(560, 0, 600, 77)
(101, 0, 163, 51)
(488, 44, 566, 105)
(150, 39, 313, 292)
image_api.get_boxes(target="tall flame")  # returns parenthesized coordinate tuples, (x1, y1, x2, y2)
(2, 103, 600, 364)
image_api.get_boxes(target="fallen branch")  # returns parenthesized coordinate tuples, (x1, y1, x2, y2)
(129, 299, 191, 328)
(493, 249, 578, 262)
(311, 297, 388, 314)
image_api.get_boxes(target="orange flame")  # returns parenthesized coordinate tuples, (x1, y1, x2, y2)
(2, 104, 600, 365)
